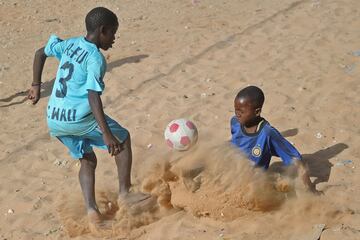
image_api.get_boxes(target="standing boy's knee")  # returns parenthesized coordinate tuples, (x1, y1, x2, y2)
(80, 152, 97, 168)
(80, 159, 97, 169)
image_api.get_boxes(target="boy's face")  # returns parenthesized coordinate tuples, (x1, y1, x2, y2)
(99, 24, 118, 50)
(234, 97, 261, 126)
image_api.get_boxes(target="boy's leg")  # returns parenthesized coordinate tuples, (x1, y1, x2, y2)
(99, 117, 152, 204)
(56, 136, 102, 222)
(79, 151, 102, 221)
(115, 135, 132, 195)
(115, 134, 151, 203)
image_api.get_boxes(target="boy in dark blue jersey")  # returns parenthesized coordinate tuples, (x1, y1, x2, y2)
(231, 86, 317, 193)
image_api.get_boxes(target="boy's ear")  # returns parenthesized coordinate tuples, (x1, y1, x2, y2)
(255, 107, 262, 116)
(99, 25, 106, 34)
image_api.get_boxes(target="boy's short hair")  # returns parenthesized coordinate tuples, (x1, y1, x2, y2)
(85, 7, 118, 33)
(236, 86, 265, 108)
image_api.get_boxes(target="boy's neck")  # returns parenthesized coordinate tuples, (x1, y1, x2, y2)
(85, 33, 100, 48)
(243, 117, 263, 134)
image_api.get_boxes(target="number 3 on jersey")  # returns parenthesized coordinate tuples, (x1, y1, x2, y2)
(56, 61, 74, 98)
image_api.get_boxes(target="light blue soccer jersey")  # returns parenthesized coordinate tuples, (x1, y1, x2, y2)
(230, 116, 302, 169)
(44, 35, 106, 136)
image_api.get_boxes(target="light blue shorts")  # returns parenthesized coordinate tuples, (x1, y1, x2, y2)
(56, 116, 129, 159)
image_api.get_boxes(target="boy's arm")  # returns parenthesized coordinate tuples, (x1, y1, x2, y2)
(88, 90, 123, 156)
(28, 47, 47, 105)
(269, 130, 322, 194)
(295, 159, 322, 194)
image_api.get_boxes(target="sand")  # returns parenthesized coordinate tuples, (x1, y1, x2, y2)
(0, 0, 359, 239)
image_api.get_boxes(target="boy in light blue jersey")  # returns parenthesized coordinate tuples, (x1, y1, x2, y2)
(28, 7, 150, 225)
(44, 34, 107, 137)
(231, 86, 319, 193)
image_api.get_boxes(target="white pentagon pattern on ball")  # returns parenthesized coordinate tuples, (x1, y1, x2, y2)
(164, 118, 198, 151)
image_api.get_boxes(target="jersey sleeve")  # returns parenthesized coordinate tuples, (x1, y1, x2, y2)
(44, 35, 65, 60)
(230, 116, 240, 135)
(85, 52, 105, 94)
(269, 128, 302, 165)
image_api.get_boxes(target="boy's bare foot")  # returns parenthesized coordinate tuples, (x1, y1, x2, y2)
(181, 167, 203, 192)
(118, 192, 152, 205)
(183, 176, 201, 192)
(87, 209, 103, 225)
(87, 209, 113, 234)
(118, 192, 157, 215)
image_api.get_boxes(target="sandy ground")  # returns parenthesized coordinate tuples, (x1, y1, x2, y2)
(0, 0, 360, 239)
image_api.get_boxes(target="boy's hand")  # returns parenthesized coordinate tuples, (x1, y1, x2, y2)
(308, 183, 324, 195)
(88, 91, 122, 156)
(103, 132, 123, 156)
(28, 85, 41, 104)
(295, 160, 324, 195)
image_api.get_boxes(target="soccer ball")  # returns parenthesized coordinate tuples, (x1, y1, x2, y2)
(164, 118, 198, 151)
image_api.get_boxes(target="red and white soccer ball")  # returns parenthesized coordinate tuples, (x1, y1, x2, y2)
(164, 118, 198, 151)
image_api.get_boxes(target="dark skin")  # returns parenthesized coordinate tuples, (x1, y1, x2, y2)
(28, 47, 46, 104)
(29, 23, 151, 224)
(234, 96, 320, 194)
(234, 96, 262, 134)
